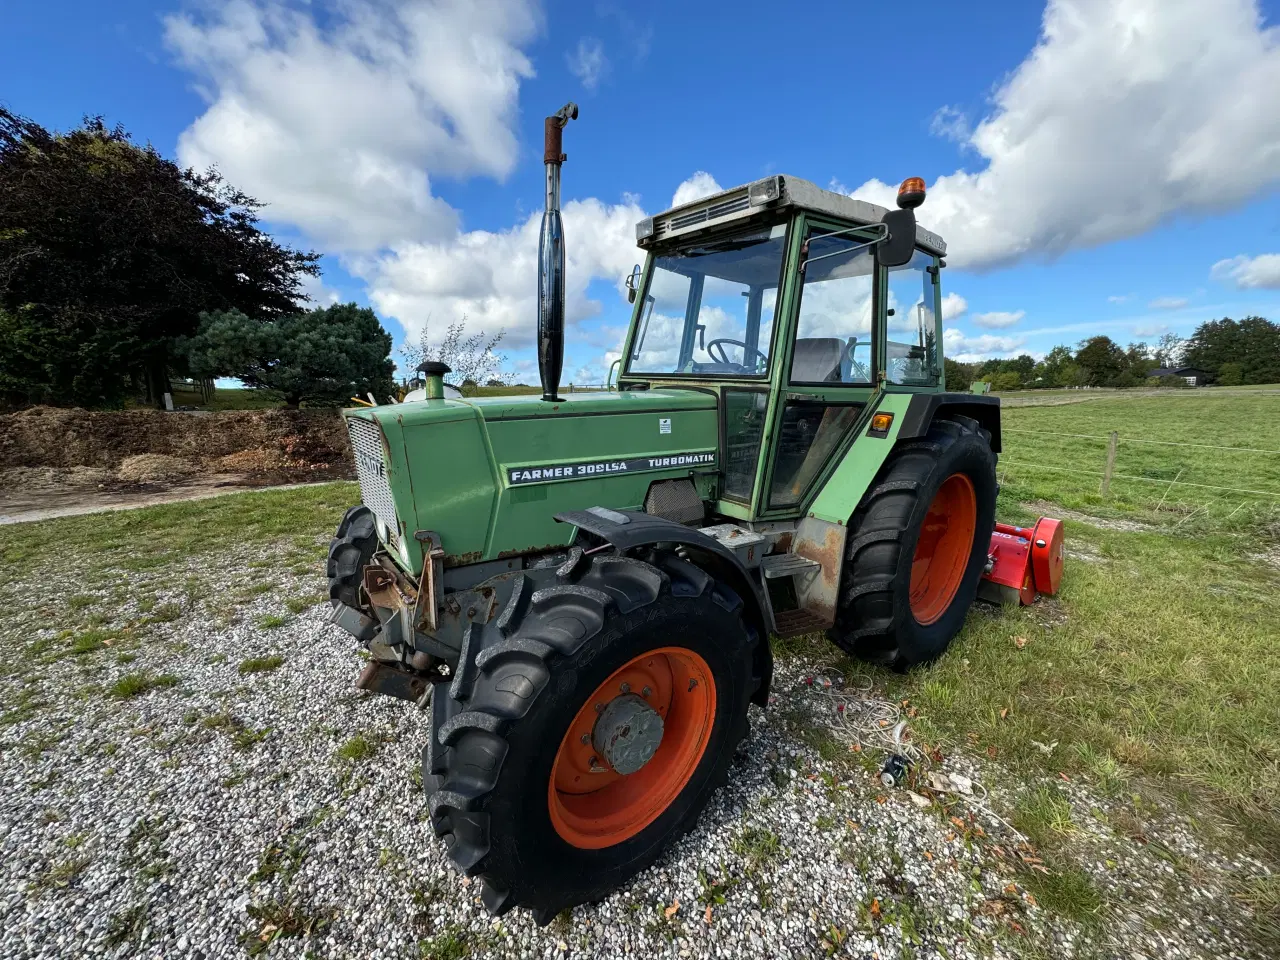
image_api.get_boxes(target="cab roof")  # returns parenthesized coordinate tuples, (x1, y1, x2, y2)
(636, 174, 946, 257)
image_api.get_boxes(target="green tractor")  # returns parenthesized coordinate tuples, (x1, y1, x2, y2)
(326, 103, 1015, 922)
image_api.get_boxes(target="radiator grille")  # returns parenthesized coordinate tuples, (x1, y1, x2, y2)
(346, 416, 398, 547)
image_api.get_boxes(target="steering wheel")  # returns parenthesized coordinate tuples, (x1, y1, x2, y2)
(706, 338, 768, 371)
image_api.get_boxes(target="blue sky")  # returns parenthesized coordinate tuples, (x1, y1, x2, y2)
(5, 0, 1280, 382)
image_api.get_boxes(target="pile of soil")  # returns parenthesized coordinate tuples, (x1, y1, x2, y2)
(116, 454, 198, 483)
(0, 406, 352, 481)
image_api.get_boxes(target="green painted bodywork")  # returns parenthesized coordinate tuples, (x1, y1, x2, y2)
(355, 390, 718, 571)
(345, 204, 955, 578)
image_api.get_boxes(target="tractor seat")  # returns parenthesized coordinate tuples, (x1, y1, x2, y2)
(791, 337, 846, 382)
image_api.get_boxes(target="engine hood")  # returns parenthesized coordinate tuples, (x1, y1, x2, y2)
(347, 389, 719, 571)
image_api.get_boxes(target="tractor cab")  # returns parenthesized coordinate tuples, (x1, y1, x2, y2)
(614, 176, 951, 523)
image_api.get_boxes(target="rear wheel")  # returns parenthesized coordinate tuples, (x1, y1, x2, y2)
(829, 416, 997, 669)
(426, 552, 760, 922)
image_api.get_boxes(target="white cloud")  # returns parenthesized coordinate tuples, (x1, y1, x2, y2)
(929, 105, 971, 143)
(298, 272, 341, 306)
(940, 292, 968, 321)
(567, 37, 608, 90)
(844, 0, 1280, 270)
(943, 329, 1027, 362)
(1211, 253, 1280, 289)
(1107, 294, 1132, 304)
(1148, 296, 1189, 309)
(972, 309, 1025, 329)
(362, 195, 644, 349)
(165, 0, 539, 252)
(1132, 323, 1168, 337)
(671, 171, 723, 208)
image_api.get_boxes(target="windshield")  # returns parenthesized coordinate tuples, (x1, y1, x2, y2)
(627, 224, 787, 377)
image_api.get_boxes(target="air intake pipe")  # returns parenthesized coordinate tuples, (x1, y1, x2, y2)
(538, 102, 577, 402)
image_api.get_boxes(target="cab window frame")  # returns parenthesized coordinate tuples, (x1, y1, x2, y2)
(622, 219, 792, 382)
(786, 219, 882, 388)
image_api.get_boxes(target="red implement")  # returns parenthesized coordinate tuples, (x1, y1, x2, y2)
(977, 517, 1064, 607)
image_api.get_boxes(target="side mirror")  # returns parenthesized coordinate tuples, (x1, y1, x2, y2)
(875, 208, 917, 268)
(625, 264, 641, 304)
(875, 177, 927, 269)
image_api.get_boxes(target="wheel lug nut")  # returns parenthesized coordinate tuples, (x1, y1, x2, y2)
(642, 686, 652, 698)
(620, 682, 631, 693)
(580, 733, 590, 745)
(595, 703, 604, 713)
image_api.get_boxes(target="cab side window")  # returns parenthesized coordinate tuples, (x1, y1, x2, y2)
(884, 251, 939, 386)
(789, 228, 875, 385)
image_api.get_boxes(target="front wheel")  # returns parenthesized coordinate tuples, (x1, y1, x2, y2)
(426, 552, 761, 922)
(829, 415, 997, 669)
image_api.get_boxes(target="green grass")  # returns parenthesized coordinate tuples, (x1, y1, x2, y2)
(109, 671, 179, 699)
(335, 734, 377, 763)
(256, 614, 290, 630)
(998, 392, 1280, 525)
(238, 654, 286, 675)
(0, 482, 356, 574)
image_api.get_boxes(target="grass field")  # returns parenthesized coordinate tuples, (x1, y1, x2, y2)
(2, 389, 1277, 949)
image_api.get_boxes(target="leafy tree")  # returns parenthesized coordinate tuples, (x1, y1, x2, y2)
(184, 303, 394, 408)
(990, 371, 1023, 391)
(943, 357, 977, 390)
(1217, 361, 1244, 386)
(1182, 316, 1280, 385)
(0, 108, 319, 408)
(1074, 335, 1127, 386)
(1154, 332, 1185, 368)
(1125, 342, 1153, 380)
(1034, 345, 1074, 388)
(402, 318, 508, 391)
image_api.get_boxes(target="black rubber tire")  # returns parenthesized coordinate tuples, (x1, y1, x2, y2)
(425, 551, 762, 923)
(326, 505, 378, 610)
(828, 415, 997, 670)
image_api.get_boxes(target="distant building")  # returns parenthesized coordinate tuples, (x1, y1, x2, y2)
(1148, 366, 1212, 387)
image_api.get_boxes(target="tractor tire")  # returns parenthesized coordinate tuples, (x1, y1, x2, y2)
(829, 415, 997, 670)
(425, 551, 762, 923)
(326, 505, 378, 610)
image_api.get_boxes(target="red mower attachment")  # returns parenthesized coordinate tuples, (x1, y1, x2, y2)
(976, 517, 1064, 607)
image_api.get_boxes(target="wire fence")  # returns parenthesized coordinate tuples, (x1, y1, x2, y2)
(997, 425, 1280, 529)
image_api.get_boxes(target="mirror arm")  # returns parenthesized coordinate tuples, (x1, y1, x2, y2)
(799, 223, 888, 273)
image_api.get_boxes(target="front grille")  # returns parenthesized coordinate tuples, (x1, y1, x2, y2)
(346, 416, 399, 547)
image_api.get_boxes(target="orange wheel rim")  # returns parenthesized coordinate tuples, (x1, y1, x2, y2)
(910, 473, 977, 625)
(548, 647, 716, 850)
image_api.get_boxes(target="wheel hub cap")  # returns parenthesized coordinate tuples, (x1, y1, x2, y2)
(593, 694, 664, 774)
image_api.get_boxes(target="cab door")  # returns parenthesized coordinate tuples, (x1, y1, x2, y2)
(757, 216, 884, 517)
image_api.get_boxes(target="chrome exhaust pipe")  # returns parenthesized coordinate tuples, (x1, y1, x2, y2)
(538, 102, 577, 402)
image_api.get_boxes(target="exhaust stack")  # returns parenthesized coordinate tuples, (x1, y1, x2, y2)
(538, 102, 577, 402)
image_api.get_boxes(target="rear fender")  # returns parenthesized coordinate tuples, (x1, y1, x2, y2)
(555, 508, 772, 706)
(898, 393, 1001, 452)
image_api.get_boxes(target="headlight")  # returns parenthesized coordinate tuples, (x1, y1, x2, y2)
(635, 217, 654, 240)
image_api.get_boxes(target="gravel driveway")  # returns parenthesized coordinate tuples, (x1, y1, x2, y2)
(0, 537, 1268, 959)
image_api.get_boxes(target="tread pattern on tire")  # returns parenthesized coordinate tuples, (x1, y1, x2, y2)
(424, 552, 763, 923)
(326, 505, 378, 610)
(829, 416, 997, 669)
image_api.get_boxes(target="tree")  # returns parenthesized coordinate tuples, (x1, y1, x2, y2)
(1035, 345, 1074, 387)
(1075, 336, 1127, 386)
(990, 371, 1022, 391)
(184, 303, 394, 408)
(0, 108, 319, 408)
(944, 357, 977, 390)
(401, 317, 508, 391)
(1182, 316, 1280, 385)
(1218, 361, 1244, 386)
(1154, 332, 1185, 368)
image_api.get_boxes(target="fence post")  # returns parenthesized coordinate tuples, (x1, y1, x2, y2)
(1100, 430, 1119, 497)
